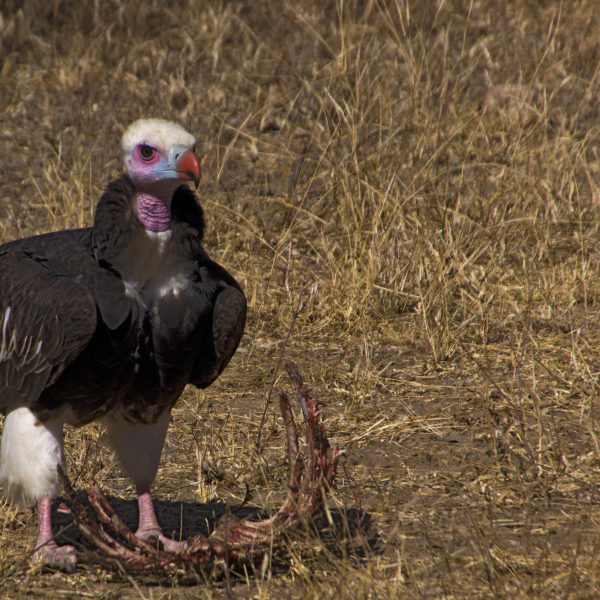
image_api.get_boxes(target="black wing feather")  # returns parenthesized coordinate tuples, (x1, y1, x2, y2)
(14, 228, 137, 331)
(188, 251, 247, 389)
(211, 286, 247, 377)
(0, 245, 97, 409)
(1, 227, 139, 411)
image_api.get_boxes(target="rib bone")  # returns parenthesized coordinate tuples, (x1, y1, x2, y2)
(58, 364, 343, 573)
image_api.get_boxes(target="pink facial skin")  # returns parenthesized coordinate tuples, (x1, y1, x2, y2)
(127, 144, 195, 232)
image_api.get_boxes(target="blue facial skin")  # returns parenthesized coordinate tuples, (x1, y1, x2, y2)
(151, 144, 199, 188)
(151, 144, 191, 180)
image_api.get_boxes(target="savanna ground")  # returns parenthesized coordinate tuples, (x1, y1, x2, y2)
(1, 0, 600, 598)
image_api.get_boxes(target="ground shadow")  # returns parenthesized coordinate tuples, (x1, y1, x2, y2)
(52, 492, 262, 544)
(50, 494, 378, 583)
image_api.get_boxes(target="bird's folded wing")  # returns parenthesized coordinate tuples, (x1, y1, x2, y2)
(211, 285, 247, 374)
(0, 245, 97, 408)
(188, 255, 247, 389)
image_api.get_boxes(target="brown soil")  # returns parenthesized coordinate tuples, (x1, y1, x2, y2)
(2, 1, 600, 598)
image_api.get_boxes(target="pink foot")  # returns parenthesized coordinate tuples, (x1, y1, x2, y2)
(33, 540, 77, 573)
(135, 527, 189, 552)
(34, 496, 77, 573)
(135, 487, 188, 553)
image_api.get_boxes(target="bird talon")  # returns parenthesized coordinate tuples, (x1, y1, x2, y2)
(33, 542, 77, 574)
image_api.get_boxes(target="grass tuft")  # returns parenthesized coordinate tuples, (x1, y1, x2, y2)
(1, 0, 600, 597)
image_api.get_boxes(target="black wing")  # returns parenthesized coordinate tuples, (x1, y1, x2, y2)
(0, 244, 97, 408)
(0, 229, 140, 410)
(187, 252, 247, 389)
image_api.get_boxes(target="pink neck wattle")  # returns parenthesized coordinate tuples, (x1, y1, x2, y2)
(136, 192, 172, 232)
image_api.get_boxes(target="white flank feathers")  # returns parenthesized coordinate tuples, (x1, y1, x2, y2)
(0, 405, 66, 506)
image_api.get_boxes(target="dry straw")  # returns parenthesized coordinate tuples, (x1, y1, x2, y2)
(1, 0, 600, 598)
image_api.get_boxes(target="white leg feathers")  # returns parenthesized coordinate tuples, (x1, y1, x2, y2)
(104, 410, 171, 490)
(0, 405, 66, 506)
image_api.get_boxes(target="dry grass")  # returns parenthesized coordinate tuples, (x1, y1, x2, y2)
(2, 0, 600, 597)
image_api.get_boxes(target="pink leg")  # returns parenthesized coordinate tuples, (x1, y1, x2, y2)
(34, 496, 77, 573)
(135, 484, 187, 552)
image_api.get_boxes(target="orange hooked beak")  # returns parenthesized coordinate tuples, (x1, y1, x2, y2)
(176, 150, 201, 188)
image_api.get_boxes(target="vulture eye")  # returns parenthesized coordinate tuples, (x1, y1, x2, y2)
(140, 145, 154, 160)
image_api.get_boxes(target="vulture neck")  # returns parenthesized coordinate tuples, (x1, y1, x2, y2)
(135, 181, 181, 232)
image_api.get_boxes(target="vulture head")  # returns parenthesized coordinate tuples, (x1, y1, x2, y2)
(121, 119, 202, 232)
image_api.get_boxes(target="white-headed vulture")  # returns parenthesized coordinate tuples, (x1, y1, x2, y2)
(0, 119, 247, 571)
